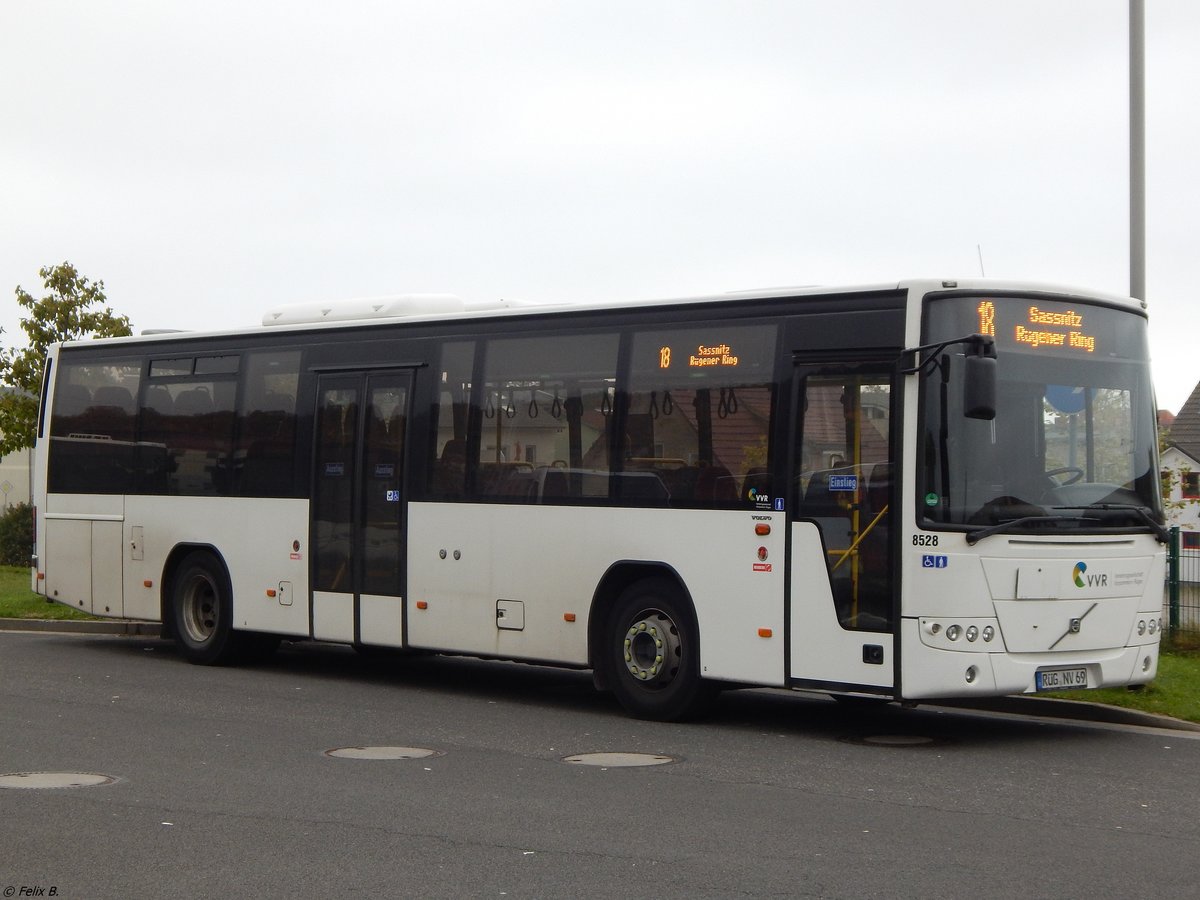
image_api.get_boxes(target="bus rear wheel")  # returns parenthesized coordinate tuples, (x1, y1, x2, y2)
(606, 578, 713, 721)
(170, 551, 239, 665)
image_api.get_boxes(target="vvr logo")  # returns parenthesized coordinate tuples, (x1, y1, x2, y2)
(1074, 561, 1107, 589)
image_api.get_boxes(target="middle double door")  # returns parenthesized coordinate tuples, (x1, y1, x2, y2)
(312, 369, 413, 647)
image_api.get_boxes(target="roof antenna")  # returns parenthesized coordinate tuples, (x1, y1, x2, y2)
(976, 244, 986, 277)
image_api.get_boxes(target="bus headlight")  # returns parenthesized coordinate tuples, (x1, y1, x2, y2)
(965, 626, 979, 642)
(982, 626, 995, 642)
(946, 625, 962, 641)
(1138, 620, 1147, 636)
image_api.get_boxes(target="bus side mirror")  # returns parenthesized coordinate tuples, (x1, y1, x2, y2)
(963, 355, 996, 420)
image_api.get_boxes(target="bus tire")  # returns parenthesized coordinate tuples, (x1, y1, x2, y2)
(170, 551, 239, 665)
(606, 577, 714, 721)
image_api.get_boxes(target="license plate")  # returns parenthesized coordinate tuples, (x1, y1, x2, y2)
(1035, 667, 1089, 691)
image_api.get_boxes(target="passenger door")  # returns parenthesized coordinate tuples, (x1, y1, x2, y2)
(788, 361, 896, 690)
(312, 370, 413, 647)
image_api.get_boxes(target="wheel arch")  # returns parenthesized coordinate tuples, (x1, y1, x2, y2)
(587, 560, 695, 690)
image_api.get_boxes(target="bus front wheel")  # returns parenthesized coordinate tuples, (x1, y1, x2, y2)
(170, 551, 239, 665)
(606, 578, 713, 721)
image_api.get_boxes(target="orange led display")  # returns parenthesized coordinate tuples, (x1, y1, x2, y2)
(978, 300, 1097, 354)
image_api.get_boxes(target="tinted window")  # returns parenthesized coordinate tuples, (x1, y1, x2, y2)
(138, 373, 237, 496)
(475, 332, 618, 502)
(428, 341, 475, 499)
(627, 324, 777, 507)
(234, 350, 300, 496)
(48, 358, 141, 493)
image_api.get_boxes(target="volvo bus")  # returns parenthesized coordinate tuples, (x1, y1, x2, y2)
(30, 279, 1167, 719)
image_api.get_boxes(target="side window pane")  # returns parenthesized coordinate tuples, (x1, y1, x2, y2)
(628, 325, 777, 507)
(428, 342, 475, 499)
(139, 377, 236, 495)
(314, 382, 358, 592)
(48, 359, 141, 493)
(361, 375, 408, 595)
(476, 333, 618, 503)
(235, 350, 300, 496)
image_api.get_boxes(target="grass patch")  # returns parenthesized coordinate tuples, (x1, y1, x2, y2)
(1027, 637, 1200, 724)
(0, 565, 96, 620)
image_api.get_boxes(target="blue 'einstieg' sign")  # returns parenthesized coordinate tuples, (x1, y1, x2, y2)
(828, 475, 858, 492)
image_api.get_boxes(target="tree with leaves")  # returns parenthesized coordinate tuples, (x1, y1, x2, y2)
(0, 262, 133, 455)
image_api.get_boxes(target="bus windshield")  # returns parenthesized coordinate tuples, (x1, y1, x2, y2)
(918, 294, 1163, 538)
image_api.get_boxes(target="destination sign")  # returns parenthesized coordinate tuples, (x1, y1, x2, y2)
(658, 343, 741, 370)
(977, 300, 1098, 355)
(632, 324, 775, 384)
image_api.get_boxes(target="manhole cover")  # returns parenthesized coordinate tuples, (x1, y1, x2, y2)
(0, 772, 116, 789)
(562, 752, 675, 767)
(860, 735, 936, 747)
(325, 746, 442, 760)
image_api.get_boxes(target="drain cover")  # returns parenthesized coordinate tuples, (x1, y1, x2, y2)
(562, 752, 675, 767)
(0, 772, 116, 789)
(861, 735, 935, 747)
(325, 746, 442, 760)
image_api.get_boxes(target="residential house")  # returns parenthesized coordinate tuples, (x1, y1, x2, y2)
(1161, 381, 1200, 548)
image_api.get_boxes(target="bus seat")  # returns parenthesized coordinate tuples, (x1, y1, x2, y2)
(802, 469, 853, 517)
(696, 465, 737, 503)
(174, 387, 214, 416)
(143, 384, 175, 415)
(54, 383, 91, 418)
(539, 466, 570, 500)
(656, 465, 697, 502)
(92, 385, 135, 413)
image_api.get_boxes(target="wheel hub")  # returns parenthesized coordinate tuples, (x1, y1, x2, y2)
(182, 577, 218, 643)
(622, 609, 681, 686)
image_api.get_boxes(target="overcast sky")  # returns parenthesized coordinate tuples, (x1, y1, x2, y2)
(2, 1, 1197, 411)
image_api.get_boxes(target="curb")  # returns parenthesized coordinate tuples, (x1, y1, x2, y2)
(935, 695, 1200, 733)
(0, 617, 162, 637)
(3, 617, 1197, 733)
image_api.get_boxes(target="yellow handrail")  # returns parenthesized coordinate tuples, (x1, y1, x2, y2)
(829, 504, 889, 572)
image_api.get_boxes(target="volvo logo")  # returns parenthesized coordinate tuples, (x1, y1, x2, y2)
(1049, 603, 1097, 649)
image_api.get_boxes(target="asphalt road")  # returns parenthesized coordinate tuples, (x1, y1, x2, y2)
(2, 630, 1198, 900)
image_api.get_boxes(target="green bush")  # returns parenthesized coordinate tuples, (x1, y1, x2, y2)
(0, 502, 32, 567)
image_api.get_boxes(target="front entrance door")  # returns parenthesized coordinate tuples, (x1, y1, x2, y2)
(312, 370, 412, 647)
(788, 361, 896, 690)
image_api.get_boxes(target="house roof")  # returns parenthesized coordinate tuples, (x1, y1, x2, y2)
(1167, 381, 1200, 461)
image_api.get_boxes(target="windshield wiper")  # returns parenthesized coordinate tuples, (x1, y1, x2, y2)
(965, 515, 1101, 545)
(1051, 504, 1170, 544)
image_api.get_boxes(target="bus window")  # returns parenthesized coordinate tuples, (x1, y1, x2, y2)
(428, 342, 475, 499)
(139, 363, 237, 496)
(475, 332, 619, 502)
(627, 324, 776, 507)
(234, 350, 301, 497)
(48, 358, 141, 494)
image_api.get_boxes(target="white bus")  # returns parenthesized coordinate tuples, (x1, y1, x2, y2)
(30, 279, 1167, 719)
